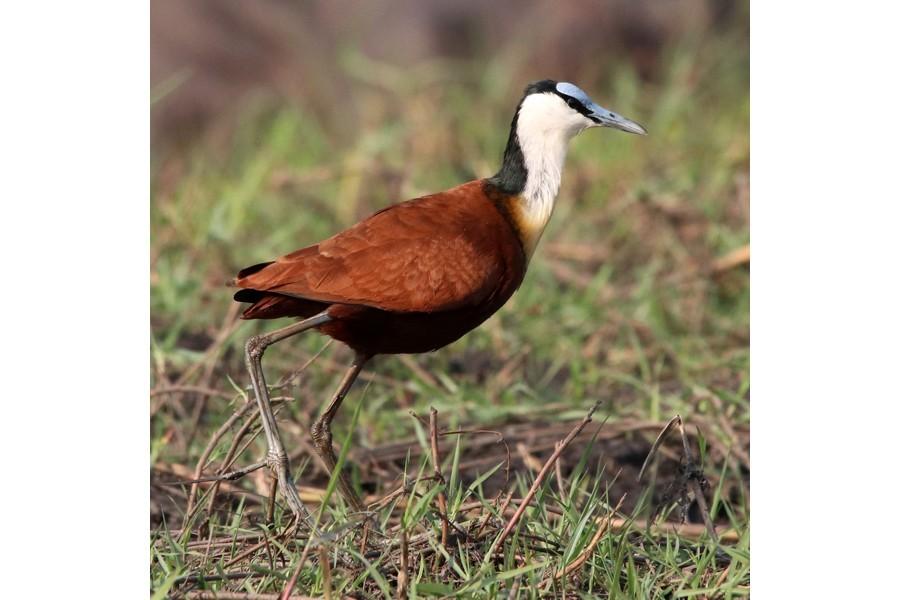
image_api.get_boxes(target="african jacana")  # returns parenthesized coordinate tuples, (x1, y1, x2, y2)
(233, 80, 646, 521)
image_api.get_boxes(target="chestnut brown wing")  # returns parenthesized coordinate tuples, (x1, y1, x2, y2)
(234, 182, 514, 313)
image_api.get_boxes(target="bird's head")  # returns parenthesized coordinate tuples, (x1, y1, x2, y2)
(516, 79, 647, 139)
(491, 79, 647, 257)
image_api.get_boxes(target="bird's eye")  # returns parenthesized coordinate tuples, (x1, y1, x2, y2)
(566, 98, 578, 109)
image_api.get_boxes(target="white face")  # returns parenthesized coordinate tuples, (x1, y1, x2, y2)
(512, 91, 594, 259)
(505, 82, 646, 259)
(516, 92, 596, 142)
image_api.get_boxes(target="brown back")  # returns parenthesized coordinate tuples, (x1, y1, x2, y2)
(235, 180, 527, 314)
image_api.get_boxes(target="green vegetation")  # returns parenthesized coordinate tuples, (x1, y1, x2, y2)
(151, 22, 749, 599)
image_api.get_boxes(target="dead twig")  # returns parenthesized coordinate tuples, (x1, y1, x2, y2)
(453, 500, 743, 544)
(266, 477, 278, 525)
(182, 303, 242, 448)
(262, 531, 277, 572)
(184, 592, 325, 600)
(201, 417, 263, 520)
(273, 339, 333, 389)
(399, 354, 440, 389)
(674, 416, 718, 544)
(358, 519, 371, 558)
(205, 400, 292, 516)
(554, 441, 567, 504)
(186, 399, 254, 515)
(366, 475, 440, 512)
(150, 385, 233, 399)
(516, 442, 543, 473)
(396, 529, 409, 599)
(441, 428, 511, 484)
(641, 415, 719, 544)
(551, 495, 626, 584)
(225, 525, 303, 569)
(475, 490, 513, 539)
(609, 518, 739, 543)
(638, 415, 681, 482)
(489, 403, 599, 555)
(429, 408, 449, 564)
(711, 244, 750, 275)
(161, 460, 267, 485)
(280, 530, 317, 599)
(319, 546, 332, 600)
(154, 463, 254, 501)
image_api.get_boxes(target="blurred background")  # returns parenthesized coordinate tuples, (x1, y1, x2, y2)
(151, 0, 748, 541)
(152, 0, 745, 150)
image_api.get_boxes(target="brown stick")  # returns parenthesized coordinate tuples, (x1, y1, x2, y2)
(473, 489, 513, 539)
(186, 399, 255, 515)
(273, 338, 333, 389)
(150, 385, 233, 399)
(185, 593, 325, 600)
(358, 519, 371, 557)
(262, 532, 276, 572)
(552, 495, 626, 582)
(153, 463, 252, 499)
(166, 460, 267, 485)
(396, 529, 409, 599)
(266, 476, 278, 525)
(204, 407, 265, 517)
(319, 546, 332, 600)
(429, 408, 449, 552)
(400, 354, 440, 389)
(638, 414, 681, 482)
(490, 403, 599, 554)
(674, 417, 718, 544)
(711, 244, 750, 274)
(201, 395, 294, 515)
(640, 415, 720, 544)
(158, 303, 240, 443)
(441, 428, 511, 484)
(452, 500, 743, 544)
(610, 518, 740, 543)
(690, 478, 717, 540)
(224, 525, 301, 569)
(280, 532, 316, 600)
(554, 441, 567, 504)
(516, 442, 543, 473)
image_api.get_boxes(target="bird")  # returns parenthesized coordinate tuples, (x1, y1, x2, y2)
(232, 79, 646, 522)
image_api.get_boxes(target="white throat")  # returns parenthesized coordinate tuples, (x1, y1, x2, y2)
(514, 93, 591, 257)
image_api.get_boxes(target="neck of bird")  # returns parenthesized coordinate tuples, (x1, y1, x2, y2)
(491, 121, 572, 259)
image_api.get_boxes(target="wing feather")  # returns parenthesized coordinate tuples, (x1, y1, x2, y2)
(234, 181, 512, 313)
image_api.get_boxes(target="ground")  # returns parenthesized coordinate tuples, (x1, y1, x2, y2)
(150, 15, 749, 598)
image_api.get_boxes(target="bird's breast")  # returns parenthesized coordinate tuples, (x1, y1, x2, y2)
(481, 181, 551, 261)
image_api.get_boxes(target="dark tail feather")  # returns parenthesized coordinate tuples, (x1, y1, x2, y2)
(233, 288, 265, 303)
(234, 289, 328, 320)
(237, 261, 275, 279)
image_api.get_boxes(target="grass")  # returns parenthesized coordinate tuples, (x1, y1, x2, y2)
(151, 20, 749, 599)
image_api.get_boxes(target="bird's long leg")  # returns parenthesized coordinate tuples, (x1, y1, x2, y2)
(245, 311, 332, 525)
(311, 352, 369, 513)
